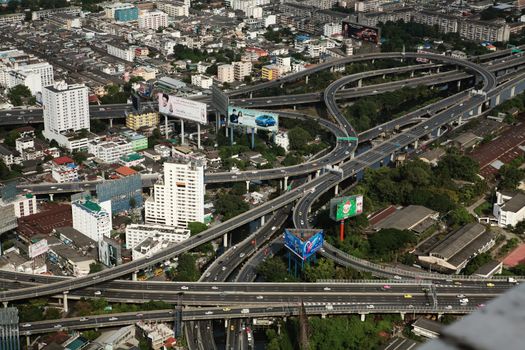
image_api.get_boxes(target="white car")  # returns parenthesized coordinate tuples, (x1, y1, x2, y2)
(205, 311, 214, 315)
(457, 294, 466, 299)
(211, 286, 219, 290)
(22, 323, 31, 327)
(181, 286, 189, 290)
(109, 317, 118, 321)
(221, 266, 227, 271)
(323, 287, 331, 291)
(80, 317, 88, 321)
(366, 304, 375, 309)
(239, 252, 245, 258)
(256, 295, 264, 299)
(54, 324, 62, 328)
(94, 291, 101, 296)
(271, 226, 277, 231)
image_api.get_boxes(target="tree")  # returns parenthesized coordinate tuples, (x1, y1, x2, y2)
(368, 228, 416, 261)
(288, 127, 313, 151)
(129, 197, 137, 209)
(89, 263, 103, 274)
(7, 84, 31, 106)
(257, 256, 297, 282)
(188, 221, 207, 235)
(304, 258, 336, 282)
(167, 254, 199, 281)
(4, 130, 20, 147)
(499, 164, 524, 190)
(462, 252, 492, 275)
(44, 307, 62, 320)
(215, 193, 249, 221)
(72, 151, 88, 164)
(82, 330, 101, 341)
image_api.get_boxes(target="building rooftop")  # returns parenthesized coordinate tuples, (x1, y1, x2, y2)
(115, 166, 137, 176)
(50, 243, 95, 263)
(373, 205, 437, 231)
(501, 192, 525, 213)
(413, 317, 444, 335)
(473, 260, 502, 276)
(55, 226, 96, 249)
(430, 223, 486, 261)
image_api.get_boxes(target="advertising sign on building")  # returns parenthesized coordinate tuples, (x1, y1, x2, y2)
(342, 21, 380, 44)
(29, 239, 49, 258)
(158, 93, 207, 124)
(284, 228, 324, 261)
(330, 195, 364, 221)
(211, 85, 229, 117)
(227, 106, 279, 132)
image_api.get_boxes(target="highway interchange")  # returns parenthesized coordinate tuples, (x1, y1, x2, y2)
(4, 48, 525, 346)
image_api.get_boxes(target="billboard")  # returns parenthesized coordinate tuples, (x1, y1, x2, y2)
(227, 106, 279, 132)
(284, 228, 324, 261)
(330, 195, 363, 221)
(158, 93, 207, 124)
(211, 85, 229, 117)
(29, 239, 49, 258)
(342, 21, 380, 44)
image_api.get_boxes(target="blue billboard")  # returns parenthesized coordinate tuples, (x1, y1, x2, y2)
(284, 228, 324, 261)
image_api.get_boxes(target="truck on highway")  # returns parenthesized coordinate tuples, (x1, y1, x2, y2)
(241, 308, 250, 314)
(508, 277, 518, 284)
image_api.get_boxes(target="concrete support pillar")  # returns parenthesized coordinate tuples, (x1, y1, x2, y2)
(495, 94, 500, 106)
(437, 67, 440, 73)
(246, 180, 250, 193)
(305, 75, 309, 84)
(458, 115, 463, 125)
(280, 180, 283, 190)
(371, 59, 375, 64)
(308, 174, 312, 182)
(261, 215, 265, 226)
(413, 140, 419, 149)
(390, 153, 394, 162)
(63, 292, 68, 313)
(180, 119, 185, 144)
(360, 313, 366, 322)
(437, 127, 442, 137)
(215, 111, 220, 135)
(457, 80, 461, 90)
(350, 151, 355, 159)
(197, 123, 201, 149)
(357, 79, 362, 88)
(383, 74, 386, 79)
(316, 170, 320, 177)
(477, 105, 482, 115)
(321, 314, 326, 319)
(250, 92, 253, 99)
(223, 233, 228, 248)
(2, 302, 7, 308)
(280, 84, 284, 89)
(109, 118, 113, 128)
(437, 313, 443, 320)
(410, 71, 414, 78)
(511, 86, 516, 97)
(400, 312, 405, 321)
(335, 184, 339, 196)
(165, 115, 169, 139)
(49, 193, 54, 201)
(26, 336, 30, 347)
(225, 124, 229, 137)
(284, 176, 288, 190)
(132, 271, 138, 281)
(293, 105, 296, 110)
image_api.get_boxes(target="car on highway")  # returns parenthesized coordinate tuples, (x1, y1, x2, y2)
(205, 272, 211, 278)
(366, 304, 374, 309)
(271, 226, 277, 230)
(136, 313, 143, 317)
(221, 266, 227, 271)
(223, 307, 231, 311)
(486, 283, 495, 287)
(181, 286, 189, 290)
(454, 281, 462, 286)
(22, 323, 31, 327)
(239, 252, 245, 258)
(205, 311, 214, 315)
(394, 275, 402, 280)
(255, 115, 277, 127)
(323, 287, 331, 291)
(446, 305, 453, 310)
(408, 305, 414, 309)
(381, 285, 391, 290)
(109, 317, 118, 321)
(457, 294, 466, 299)
(80, 317, 88, 321)
(54, 324, 62, 328)
(211, 286, 219, 290)
(477, 303, 486, 308)
(256, 295, 264, 299)
(94, 291, 101, 296)
(404, 294, 412, 299)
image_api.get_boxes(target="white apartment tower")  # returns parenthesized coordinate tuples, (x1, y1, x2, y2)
(145, 159, 205, 228)
(72, 197, 112, 242)
(42, 82, 90, 141)
(217, 64, 235, 83)
(138, 10, 168, 30)
(233, 61, 252, 81)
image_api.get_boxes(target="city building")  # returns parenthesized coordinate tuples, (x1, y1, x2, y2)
(132, 236, 172, 260)
(96, 173, 143, 214)
(0, 201, 17, 236)
(418, 223, 496, 273)
(262, 64, 282, 80)
(126, 112, 160, 130)
(119, 153, 145, 167)
(17, 203, 72, 242)
(72, 197, 112, 242)
(217, 64, 235, 83)
(107, 42, 136, 62)
(47, 242, 96, 277)
(0, 13, 25, 25)
(191, 74, 213, 89)
(323, 22, 342, 37)
(157, 2, 189, 17)
(121, 130, 148, 151)
(473, 260, 503, 278)
(0, 307, 20, 350)
(42, 82, 90, 151)
(135, 322, 174, 350)
(493, 190, 525, 227)
(11, 193, 37, 218)
(371, 205, 438, 234)
(94, 325, 135, 350)
(125, 223, 190, 249)
(412, 318, 443, 339)
(115, 5, 139, 22)
(51, 156, 79, 183)
(88, 137, 133, 163)
(0, 49, 54, 96)
(139, 10, 168, 30)
(233, 61, 252, 81)
(145, 159, 205, 228)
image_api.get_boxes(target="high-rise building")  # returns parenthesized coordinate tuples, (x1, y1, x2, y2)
(72, 197, 112, 242)
(96, 174, 143, 214)
(0, 49, 54, 95)
(145, 159, 205, 228)
(126, 112, 160, 130)
(0, 307, 20, 350)
(233, 61, 252, 81)
(157, 3, 189, 17)
(139, 10, 168, 30)
(42, 82, 90, 149)
(217, 64, 235, 83)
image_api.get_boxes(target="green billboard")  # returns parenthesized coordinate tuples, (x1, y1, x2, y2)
(330, 195, 363, 221)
